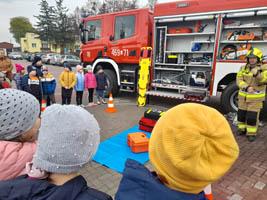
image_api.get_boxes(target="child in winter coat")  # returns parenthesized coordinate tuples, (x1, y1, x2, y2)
(95, 66, 108, 105)
(85, 65, 97, 106)
(40, 66, 56, 105)
(115, 103, 239, 200)
(59, 63, 76, 105)
(0, 104, 112, 200)
(74, 65, 85, 106)
(0, 72, 11, 89)
(14, 64, 25, 90)
(21, 66, 42, 106)
(0, 89, 40, 181)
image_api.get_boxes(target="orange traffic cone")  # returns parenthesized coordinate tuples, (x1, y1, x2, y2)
(204, 184, 213, 200)
(105, 93, 117, 113)
(41, 99, 46, 114)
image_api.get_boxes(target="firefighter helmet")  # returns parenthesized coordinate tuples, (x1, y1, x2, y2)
(246, 48, 263, 62)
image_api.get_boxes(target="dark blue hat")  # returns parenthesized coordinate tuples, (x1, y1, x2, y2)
(27, 66, 37, 74)
(64, 63, 72, 71)
(32, 56, 42, 66)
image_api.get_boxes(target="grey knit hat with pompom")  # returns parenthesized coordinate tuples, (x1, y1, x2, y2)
(0, 89, 40, 140)
(33, 104, 100, 174)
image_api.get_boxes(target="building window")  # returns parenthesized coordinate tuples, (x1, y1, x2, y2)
(42, 43, 48, 48)
(114, 15, 136, 40)
(86, 20, 101, 42)
(32, 43, 36, 48)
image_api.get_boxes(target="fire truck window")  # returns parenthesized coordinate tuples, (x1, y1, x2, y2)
(86, 20, 101, 42)
(114, 15, 136, 40)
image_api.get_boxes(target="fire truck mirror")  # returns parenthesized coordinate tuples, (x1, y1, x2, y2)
(79, 22, 84, 30)
(80, 31, 85, 44)
(109, 35, 114, 41)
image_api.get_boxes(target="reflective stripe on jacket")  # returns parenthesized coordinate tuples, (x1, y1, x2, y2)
(236, 63, 267, 102)
(40, 73, 56, 94)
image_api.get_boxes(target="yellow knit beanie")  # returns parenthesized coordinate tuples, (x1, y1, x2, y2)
(149, 103, 239, 194)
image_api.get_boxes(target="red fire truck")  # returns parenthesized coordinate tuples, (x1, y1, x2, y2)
(80, 0, 267, 113)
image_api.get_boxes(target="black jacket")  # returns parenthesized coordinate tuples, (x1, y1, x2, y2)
(0, 175, 113, 200)
(21, 74, 42, 100)
(27, 64, 43, 77)
(95, 73, 108, 90)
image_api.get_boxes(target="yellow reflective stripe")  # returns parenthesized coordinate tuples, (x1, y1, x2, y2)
(238, 91, 246, 97)
(259, 73, 267, 83)
(246, 93, 265, 98)
(146, 109, 152, 114)
(237, 72, 243, 77)
(238, 91, 265, 98)
(238, 81, 247, 88)
(160, 112, 165, 116)
(242, 73, 253, 77)
(247, 128, 257, 133)
(238, 125, 246, 129)
(260, 103, 263, 108)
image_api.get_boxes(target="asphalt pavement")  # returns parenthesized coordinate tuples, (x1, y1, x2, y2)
(10, 60, 267, 199)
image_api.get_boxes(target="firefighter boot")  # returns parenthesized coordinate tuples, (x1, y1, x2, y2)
(237, 129, 246, 136)
(247, 135, 256, 142)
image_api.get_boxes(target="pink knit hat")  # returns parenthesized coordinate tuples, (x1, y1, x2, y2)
(15, 64, 25, 73)
(76, 65, 83, 71)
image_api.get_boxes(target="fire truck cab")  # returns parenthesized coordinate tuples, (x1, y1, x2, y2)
(80, 0, 267, 113)
(80, 8, 153, 95)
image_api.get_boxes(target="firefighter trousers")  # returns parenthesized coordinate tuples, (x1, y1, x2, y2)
(237, 100, 261, 136)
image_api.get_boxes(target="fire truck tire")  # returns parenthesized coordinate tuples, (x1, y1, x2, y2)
(221, 81, 239, 113)
(103, 68, 119, 97)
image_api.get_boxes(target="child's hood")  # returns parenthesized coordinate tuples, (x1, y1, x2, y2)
(0, 140, 37, 181)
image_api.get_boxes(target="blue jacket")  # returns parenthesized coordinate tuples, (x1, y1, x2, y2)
(115, 159, 208, 200)
(13, 73, 23, 90)
(41, 72, 56, 95)
(75, 72, 85, 91)
(95, 73, 107, 90)
(0, 175, 113, 200)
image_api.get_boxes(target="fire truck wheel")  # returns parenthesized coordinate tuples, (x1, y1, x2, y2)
(103, 68, 119, 97)
(221, 81, 239, 113)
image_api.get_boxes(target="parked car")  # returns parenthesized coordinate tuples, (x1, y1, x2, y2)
(59, 55, 80, 66)
(28, 53, 46, 62)
(50, 54, 61, 65)
(8, 52, 22, 60)
(42, 53, 56, 64)
(26, 53, 36, 62)
(26, 53, 31, 61)
(36, 53, 46, 59)
(21, 52, 28, 60)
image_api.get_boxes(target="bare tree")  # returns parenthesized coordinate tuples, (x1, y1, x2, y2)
(82, 0, 139, 15)
(83, 0, 101, 16)
(147, 0, 158, 10)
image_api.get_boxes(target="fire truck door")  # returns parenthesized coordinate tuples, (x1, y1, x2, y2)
(83, 18, 104, 61)
(108, 13, 139, 64)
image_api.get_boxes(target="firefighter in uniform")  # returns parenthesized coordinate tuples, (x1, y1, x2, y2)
(236, 48, 267, 142)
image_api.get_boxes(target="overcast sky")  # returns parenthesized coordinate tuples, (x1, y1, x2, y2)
(0, 0, 174, 46)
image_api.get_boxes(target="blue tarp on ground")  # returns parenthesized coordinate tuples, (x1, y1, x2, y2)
(92, 125, 151, 173)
